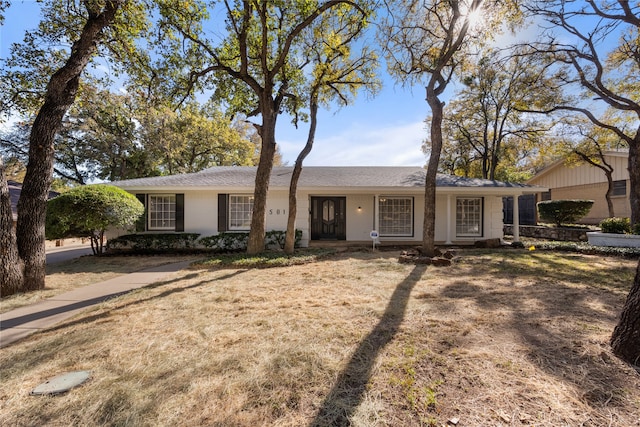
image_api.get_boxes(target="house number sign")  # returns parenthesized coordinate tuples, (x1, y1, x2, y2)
(268, 209, 286, 215)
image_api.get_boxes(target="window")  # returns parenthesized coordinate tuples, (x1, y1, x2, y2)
(378, 197, 413, 236)
(148, 195, 176, 230)
(229, 195, 254, 230)
(456, 197, 483, 237)
(613, 180, 627, 197)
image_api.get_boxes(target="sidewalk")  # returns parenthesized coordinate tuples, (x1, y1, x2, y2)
(0, 260, 193, 348)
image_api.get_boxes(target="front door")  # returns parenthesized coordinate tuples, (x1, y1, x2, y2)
(311, 197, 346, 240)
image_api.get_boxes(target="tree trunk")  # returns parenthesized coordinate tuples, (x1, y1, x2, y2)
(284, 100, 318, 255)
(611, 258, 640, 366)
(628, 135, 640, 226)
(247, 108, 278, 255)
(15, 1, 121, 291)
(604, 168, 615, 218)
(0, 157, 24, 296)
(422, 87, 444, 257)
(610, 133, 640, 364)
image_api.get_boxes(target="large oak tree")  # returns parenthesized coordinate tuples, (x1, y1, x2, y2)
(524, 0, 640, 365)
(1, 0, 126, 294)
(380, 0, 521, 256)
(1, 0, 148, 295)
(156, 0, 372, 254)
(283, 5, 379, 254)
(438, 48, 556, 181)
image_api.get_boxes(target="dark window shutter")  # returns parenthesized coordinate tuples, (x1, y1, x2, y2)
(175, 194, 185, 232)
(135, 194, 146, 232)
(218, 194, 228, 232)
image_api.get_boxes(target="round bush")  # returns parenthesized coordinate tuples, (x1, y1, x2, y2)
(537, 199, 594, 227)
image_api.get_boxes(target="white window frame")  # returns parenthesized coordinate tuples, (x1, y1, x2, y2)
(456, 197, 483, 237)
(148, 194, 176, 231)
(378, 196, 414, 237)
(229, 194, 254, 231)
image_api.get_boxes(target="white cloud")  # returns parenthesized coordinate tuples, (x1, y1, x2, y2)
(278, 120, 428, 167)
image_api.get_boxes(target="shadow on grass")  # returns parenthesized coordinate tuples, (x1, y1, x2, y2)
(45, 269, 248, 335)
(310, 264, 427, 426)
(0, 269, 248, 374)
(437, 254, 639, 420)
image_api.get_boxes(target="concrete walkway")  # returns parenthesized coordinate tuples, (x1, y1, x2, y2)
(0, 260, 193, 348)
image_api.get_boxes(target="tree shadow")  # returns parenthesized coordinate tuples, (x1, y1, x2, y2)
(437, 265, 639, 420)
(45, 269, 248, 335)
(0, 269, 248, 373)
(310, 264, 427, 426)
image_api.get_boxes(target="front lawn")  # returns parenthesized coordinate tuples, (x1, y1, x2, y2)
(1, 249, 638, 426)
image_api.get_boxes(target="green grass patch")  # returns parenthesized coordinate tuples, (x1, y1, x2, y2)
(193, 248, 337, 268)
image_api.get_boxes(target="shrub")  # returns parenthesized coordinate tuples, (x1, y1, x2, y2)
(265, 229, 303, 249)
(199, 232, 250, 252)
(537, 200, 594, 227)
(599, 217, 631, 234)
(106, 233, 201, 253)
(46, 185, 144, 255)
(199, 229, 303, 252)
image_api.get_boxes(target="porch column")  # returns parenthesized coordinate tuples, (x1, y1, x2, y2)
(374, 195, 379, 232)
(512, 195, 520, 243)
(445, 194, 452, 244)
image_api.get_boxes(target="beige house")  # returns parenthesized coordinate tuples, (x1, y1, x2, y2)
(527, 151, 630, 224)
(111, 166, 545, 246)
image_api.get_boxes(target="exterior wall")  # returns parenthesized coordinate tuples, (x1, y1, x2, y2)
(485, 196, 505, 240)
(548, 182, 630, 224)
(301, 192, 426, 245)
(111, 189, 510, 246)
(528, 154, 628, 188)
(184, 190, 218, 236)
(528, 153, 630, 225)
(345, 194, 376, 241)
(436, 194, 505, 244)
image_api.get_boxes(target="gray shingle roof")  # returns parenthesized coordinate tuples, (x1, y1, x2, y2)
(111, 166, 540, 191)
(8, 181, 58, 221)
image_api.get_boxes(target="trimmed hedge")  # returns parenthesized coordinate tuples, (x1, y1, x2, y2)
(199, 232, 249, 252)
(599, 217, 631, 234)
(107, 230, 303, 254)
(526, 240, 640, 258)
(106, 233, 201, 253)
(199, 230, 303, 251)
(537, 199, 594, 227)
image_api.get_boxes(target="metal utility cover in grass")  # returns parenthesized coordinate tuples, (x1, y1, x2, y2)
(31, 371, 91, 395)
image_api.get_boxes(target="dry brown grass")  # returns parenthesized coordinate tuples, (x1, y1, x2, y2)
(1, 255, 202, 313)
(1, 249, 639, 426)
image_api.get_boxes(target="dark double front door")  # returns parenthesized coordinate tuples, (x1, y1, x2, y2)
(311, 197, 346, 240)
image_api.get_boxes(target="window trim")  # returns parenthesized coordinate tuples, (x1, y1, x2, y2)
(378, 196, 414, 237)
(148, 194, 177, 231)
(456, 197, 484, 238)
(228, 194, 254, 231)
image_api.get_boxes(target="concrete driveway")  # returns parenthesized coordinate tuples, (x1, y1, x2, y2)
(46, 244, 94, 264)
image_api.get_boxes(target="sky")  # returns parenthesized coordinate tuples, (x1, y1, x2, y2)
(0, 1, 539, 168)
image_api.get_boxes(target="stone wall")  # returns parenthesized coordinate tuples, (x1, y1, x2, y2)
(503, 225, 592, 242)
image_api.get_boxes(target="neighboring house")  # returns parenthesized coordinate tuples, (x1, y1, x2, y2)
(111, 166, 546, 246)
(8, 180, 21, 227)
(527, 151, 629, 225)
(8, 180, 59, 228)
